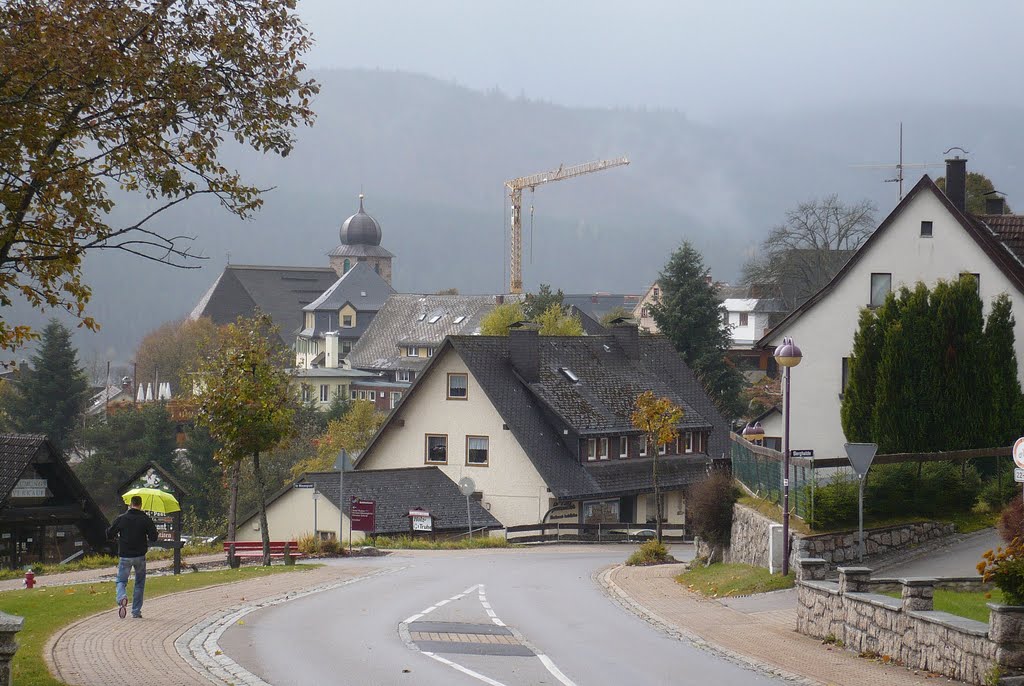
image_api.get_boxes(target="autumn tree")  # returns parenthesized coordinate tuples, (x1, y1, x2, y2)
(651, 241, 744, 417)
(134, 317, 218, 396)
(742, 196, 876, 312)
(480, 302, 527, 336)
(195, 314, 295, 566)
(290, 400, 386, 479)
(536, 303, 584, 336)
(631, 391, 683, 543)
(936, 172, 1012, 215)
(524, 284, 564, 320)
(600, 307, 633, 327)
(0, 0, 317, 352)
(0, 319, 89, 452)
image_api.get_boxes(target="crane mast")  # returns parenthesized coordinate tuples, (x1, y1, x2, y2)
(505, 156, 629, 294)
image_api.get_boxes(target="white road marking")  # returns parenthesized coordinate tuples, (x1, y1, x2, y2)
(400, 581, 577, 686)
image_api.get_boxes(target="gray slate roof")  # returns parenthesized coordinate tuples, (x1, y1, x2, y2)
(303, 262, 393, 313)
(299, 467, 501, 532)
(190, 265, 338, 345)
(0, 434, 41, 507)
(443, 334, 726, 500)
(348, 294, 502, 373)
(566, 305, 606, 335)
(562, 293, 642, 322)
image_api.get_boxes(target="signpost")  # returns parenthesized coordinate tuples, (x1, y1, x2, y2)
(845, 443, 878, 562)
(408, 508, 433, 535)
(458, 477, 476, 539)
(350, 498, 376, 546)
(334, 449, 353, 546)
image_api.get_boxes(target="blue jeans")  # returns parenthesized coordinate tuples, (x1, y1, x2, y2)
(116, 556, 147, 616)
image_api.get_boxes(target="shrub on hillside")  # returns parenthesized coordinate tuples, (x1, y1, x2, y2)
(981, 462, 1022, 511)
(806, 474, 857, 530)
(999, 496, 1024, 544)
(626, 539, 672, 566)
(687, 470, 737, 551)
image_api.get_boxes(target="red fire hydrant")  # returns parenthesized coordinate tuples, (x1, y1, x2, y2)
(24, 568, 35, 589)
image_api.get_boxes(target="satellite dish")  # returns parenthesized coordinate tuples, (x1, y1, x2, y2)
(458, 476, 476, 497)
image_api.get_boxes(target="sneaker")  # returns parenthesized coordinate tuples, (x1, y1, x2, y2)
(118, 597, 128, 619)
(132, 613, 142, 619)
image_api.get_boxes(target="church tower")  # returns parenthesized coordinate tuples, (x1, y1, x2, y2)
(328, 194, 394, 284)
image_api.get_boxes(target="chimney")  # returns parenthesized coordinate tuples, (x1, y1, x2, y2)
(324, 331, 339, 369)
(509, 325, 540, 382)
(985, 196, 1006, 215)
(945, 157, 967, 214)
(610, 321, 640, 360)
(495, 294, 504, 305)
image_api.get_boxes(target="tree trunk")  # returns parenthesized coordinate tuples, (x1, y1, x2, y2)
(226, 461, 241, 569)
(652, 433, 662, 544)
(253, 451, 271, 566)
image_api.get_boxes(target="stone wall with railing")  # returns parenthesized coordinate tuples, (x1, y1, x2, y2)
(795, 559, 1024, 685)
(0, 611, 23, 686)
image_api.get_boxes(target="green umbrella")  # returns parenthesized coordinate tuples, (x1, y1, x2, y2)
(122, 487, 180, 514)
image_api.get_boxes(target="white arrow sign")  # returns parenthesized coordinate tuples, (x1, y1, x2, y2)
(845, 443, 878, 478)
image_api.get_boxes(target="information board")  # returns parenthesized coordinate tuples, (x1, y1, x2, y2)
(350, 499, 376, 533)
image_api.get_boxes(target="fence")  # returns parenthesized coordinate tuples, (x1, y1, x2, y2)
(505, 522, 689, 544)
(730, 432, 1014, 526)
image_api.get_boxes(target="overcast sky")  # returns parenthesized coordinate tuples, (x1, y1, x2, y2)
(297, 1, 1023, 122)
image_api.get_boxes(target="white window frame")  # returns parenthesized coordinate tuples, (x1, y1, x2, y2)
(619, 436, 629, 458)
(658, 442, 667, 455)
(390, 391, 401, 409)
(342, 314, 353, 328)
(358, 390, 366, 400)
(397, 370, 412, 383)
(598, 437, 609, 460)
(350, 390, 357, 400)
(587, 438, 597, 461)
(738, 311, 748, 327)
(408, 346, 420, 357)
(684, 432, 693, 453)
(447, 373, 468, 400)
(368, 391, 376, 401)
(301, 385, 311, 402)
(427, 348, 434, 357)
(870, 273, 891, 308)
(639, 436, 648, 457)
(319, 384, 330, 402)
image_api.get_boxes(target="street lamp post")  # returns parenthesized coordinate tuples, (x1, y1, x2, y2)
(773, 336, 803, 576)
(742, 421, 765, 446)
(312, 489, 319, 538)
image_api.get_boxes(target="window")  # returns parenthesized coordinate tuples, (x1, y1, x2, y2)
(427, 348, 434, 358)
(343, 258, 351, 273)
(559, 367, 579, 383)
(319, 384, 329, 402)
(619, 436, 629, 458)
(738, 312, 748, 327)
(640, 306, 649, 318)
(639, 436, 648, 457)
(425, 434, 448, 464)
(921, 220, 933, 237)
(598, 438, 609, 460)
(342, 341, 352, 354)
(586, 438, 597, 461)
(684, 432, 693, 453)
(397, 370, 412, 383)
(407, 346, 420, 357)
(342, 315, 353, 327)
(350, 390, 357, 400)
(301, 385, 311, 402)
(467, 436, 489, 465)
(390, 391, 401, 409)
(358, 390, 366, 400)
(841, 357, 850, 397)
(658, 442, 667, 455)
(368, 391, 376, 401)
(653, 287, 660, 300)
(870, 273, 891, 307)
(447, 373, 468, 399)
(453, 316, 466, 324)
(428, 314, 441, 324)
(960, 272, 980, 296)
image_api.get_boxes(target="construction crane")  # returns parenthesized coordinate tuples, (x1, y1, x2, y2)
(505, 156, 629, 294)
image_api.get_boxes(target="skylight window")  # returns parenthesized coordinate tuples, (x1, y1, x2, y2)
(418, 314, 426, 321)
(428, 314, 441, 324)
(559, 367, 579, 383)
(453, 315, 466, 324)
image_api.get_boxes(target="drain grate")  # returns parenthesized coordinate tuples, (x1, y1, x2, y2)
(407, 621, 535, 657)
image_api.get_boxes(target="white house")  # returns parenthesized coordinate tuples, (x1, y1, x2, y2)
(758, 159, 1024, 458)
(354, 323, 729, 529)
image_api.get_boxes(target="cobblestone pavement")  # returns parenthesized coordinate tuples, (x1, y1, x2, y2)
(46, 563, 379, 686)
(0, 553, 225, 592)
(603, 563, 965, 686)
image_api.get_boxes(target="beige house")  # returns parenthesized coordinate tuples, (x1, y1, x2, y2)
(355, 323, 729, 529)
(235, 467, 500, 543)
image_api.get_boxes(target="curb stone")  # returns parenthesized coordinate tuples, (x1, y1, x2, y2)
(595, 565, 820, 686)
(176, 566, 404, 685)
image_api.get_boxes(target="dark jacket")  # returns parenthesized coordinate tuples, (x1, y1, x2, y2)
(106, 508, 159, 558)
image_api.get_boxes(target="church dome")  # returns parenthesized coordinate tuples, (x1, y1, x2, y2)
(339, 194, 382, 246)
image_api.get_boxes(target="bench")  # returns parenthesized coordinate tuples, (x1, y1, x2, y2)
(222, 541, 304, 563)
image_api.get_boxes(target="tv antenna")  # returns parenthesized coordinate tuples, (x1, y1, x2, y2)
(851, 123, 942, 200)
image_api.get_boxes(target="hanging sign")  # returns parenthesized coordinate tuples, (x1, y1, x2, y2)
(409, 508, 433, 532)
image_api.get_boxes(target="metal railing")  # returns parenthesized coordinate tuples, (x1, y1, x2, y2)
(505, 522, 690, 543)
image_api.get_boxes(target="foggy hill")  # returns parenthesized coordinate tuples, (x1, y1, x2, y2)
(11, 69, 1024, 368)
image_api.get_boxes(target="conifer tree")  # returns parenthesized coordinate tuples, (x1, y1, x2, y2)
(1, 319, 89, 451)
(984, 294, 1023, 445)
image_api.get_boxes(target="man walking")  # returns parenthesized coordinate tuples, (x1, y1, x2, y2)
(106, 495, 159, 618)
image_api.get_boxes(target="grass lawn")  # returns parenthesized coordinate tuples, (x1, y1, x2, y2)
(0, 564, 312, 686)
(881, 588, 1005, 623)
(370, 535, 513, 550)
(0, 544, 222, 582)
(676, 562, 795, 598)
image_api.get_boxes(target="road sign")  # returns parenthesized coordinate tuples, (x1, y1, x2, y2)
(294, 483, 314, 489)
(350, 499, 376, 532)
(1015, 468, 1024, 483)
(1014, 437, 1024, 469)
(409, 508, 433, 532)
(790, 449, 814, 458)
(458, 477, 476, 497)
(845, 443, 878, 478)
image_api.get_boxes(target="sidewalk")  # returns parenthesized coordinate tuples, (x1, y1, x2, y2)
(603, 563, 962, 686)
(46, 562, 378, 686)
(0, 553, 225, 592)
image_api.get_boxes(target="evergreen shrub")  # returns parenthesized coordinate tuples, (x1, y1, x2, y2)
(807, 474, 857, 530)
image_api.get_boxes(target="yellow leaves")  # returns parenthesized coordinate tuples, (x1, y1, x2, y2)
(631, 391, 684, 447)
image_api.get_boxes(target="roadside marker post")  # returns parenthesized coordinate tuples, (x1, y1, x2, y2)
(845, 443, 878, 562)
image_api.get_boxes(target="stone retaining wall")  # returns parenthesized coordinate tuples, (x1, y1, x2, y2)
(792, 521, 955, 571)
(721, 503, 775, 567)
(795, 559, 1024, 685)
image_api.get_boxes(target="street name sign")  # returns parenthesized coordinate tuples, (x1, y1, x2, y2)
(790, 449, 814, 458)
(294, 483, 314, 489)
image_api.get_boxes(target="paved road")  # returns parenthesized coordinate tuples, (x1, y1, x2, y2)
(221, 545, 783, 685)
(880, 528, 1002, 578)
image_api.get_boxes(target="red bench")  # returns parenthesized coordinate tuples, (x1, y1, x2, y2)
(222, 541, 304, 562)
